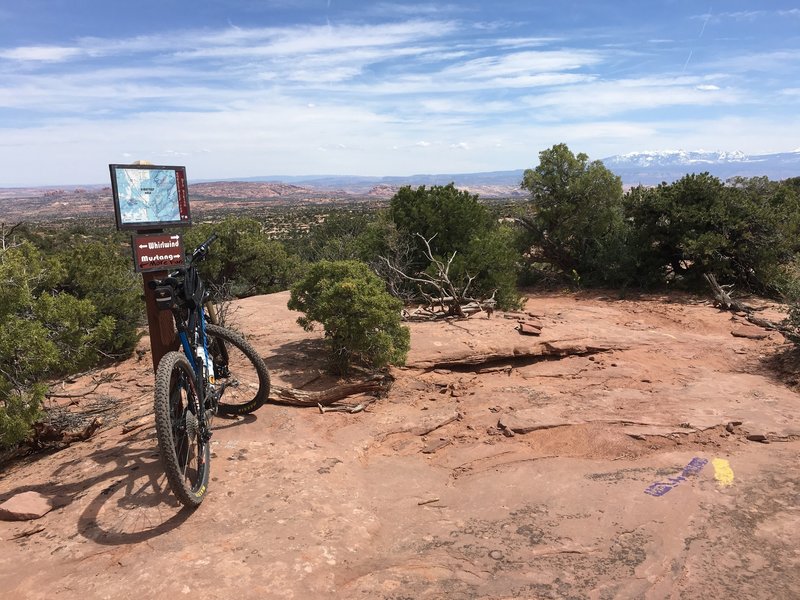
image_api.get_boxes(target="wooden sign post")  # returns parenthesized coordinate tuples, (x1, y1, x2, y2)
(132, 232, 186, 370)
(141, 268, 179, 371)
(109, 161, 192, 373)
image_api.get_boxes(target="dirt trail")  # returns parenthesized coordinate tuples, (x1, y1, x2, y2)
(1, 291, 799, 599)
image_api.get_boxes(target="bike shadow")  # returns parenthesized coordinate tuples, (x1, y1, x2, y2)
(0, 428, 193, 546)
(212, 413, 257, 431)
(76, 430, 194, 545)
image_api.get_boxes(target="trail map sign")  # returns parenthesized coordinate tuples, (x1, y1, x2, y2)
(133, 233, 185, 272)
(110, 164, 191, 231)
(110, 162, 191, 370)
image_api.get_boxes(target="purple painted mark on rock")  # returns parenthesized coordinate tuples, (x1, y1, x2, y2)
(644, 457, 708, 497)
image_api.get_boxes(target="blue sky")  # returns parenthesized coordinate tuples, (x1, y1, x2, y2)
(1, 1, 799, 185)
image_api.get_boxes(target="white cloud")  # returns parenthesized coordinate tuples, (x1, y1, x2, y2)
(443, 49, 602, 79)
(172, 21, 457, 60)
(368, 3, 463, 17)
(0, 45, 83, 62)
(716, 11, 767, 21)
(703, 50, 800, 73)
(0, 14, 798, 185)
(1, 107, 799, 185)
(521, 76, 742, 118)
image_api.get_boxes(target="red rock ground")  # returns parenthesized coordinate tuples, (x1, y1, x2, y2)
(1, 291, 799, 599)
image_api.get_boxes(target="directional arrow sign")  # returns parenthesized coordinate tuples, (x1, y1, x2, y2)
(132, 233, 186, 273)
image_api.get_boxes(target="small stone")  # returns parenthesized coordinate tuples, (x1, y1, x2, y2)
(725, 423, 735, 433)
(746, 434, 769, 443)
(0, 491, 55, 521)
(421, 438, 450, 454)
(731, 328, 769, 340)
(489, 550, 504, 560)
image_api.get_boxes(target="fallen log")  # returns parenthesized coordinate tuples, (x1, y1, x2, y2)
(704, 273, 800, 343)
(268, 374, 393, 407)
(28, 417, 103, 450)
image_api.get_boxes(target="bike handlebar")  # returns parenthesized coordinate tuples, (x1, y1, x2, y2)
(190, 233, 218, 265)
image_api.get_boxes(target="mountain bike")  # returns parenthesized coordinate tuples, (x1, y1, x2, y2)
(149, 234, 270, 508)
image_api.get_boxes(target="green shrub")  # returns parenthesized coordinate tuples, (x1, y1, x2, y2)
(389, 184, 521, 309)
(624, 174, 800, 293)
(296, 211, 374, 263)
(520, 143, 628, 284)
(58, 240, 142, 356)
(186, 217, 301, 297)
(0, 386, 44, 448)
(288, 260, 410, 375)
(0, 236, 141, 448)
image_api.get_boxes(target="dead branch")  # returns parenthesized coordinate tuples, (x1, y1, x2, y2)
(412, 412, 461, 436)
(268, 374, 393, 408)
(704, 273, 800, 343)
(11, 525, 46, 540)
(375, 411, 462, 442)
(318, 398, 376, 414)
(381, 234, 496, 320)
(418, 498, 440, 506)
(703, 273, 755, 312)
(27, 417, 103, 450)
(46, 373, 117, 399)
(0, 222, 24, 252)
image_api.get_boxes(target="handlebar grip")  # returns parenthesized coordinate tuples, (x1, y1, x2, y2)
(190, 233, 218, 264)
(205, 233, 218, 247)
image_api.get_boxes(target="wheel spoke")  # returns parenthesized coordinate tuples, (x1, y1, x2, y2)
(154, 351, 210, 508)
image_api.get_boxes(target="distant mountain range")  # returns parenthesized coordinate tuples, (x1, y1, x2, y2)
(3, 149, 798, 197)
(602, 149, 800, 186)
(233, 149, 800, 192)
(227, 170, 530, 197)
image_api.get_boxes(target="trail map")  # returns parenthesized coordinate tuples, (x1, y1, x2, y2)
(115, 168, 181, 225)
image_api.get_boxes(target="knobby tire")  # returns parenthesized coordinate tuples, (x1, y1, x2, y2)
(206, 323, 271, 415)
(154, 351, 210, 508)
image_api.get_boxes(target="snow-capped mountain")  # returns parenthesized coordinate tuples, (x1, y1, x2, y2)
(601, 149, 800, 185)
(221, 149, 800, 193)
(604, 150, 747, 167)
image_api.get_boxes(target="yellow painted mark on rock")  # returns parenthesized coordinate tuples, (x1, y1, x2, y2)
(712, 458, 734, 487)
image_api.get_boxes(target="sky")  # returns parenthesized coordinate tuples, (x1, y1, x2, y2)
(0, 1, 799, 186)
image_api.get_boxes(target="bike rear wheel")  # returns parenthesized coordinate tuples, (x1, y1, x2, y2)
(206, 323, 271, 415)
(154, 351, 210, 508)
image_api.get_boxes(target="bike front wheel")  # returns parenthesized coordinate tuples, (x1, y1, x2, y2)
(206, 324, 271, 415)
(154, 351, 210, 508)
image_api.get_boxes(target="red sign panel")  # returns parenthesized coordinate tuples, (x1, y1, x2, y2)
(133, 233, 185, 273)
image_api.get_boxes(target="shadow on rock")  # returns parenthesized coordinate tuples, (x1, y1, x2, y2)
(76, 441, 193, 545)
(264, 338, 331, 388)
(760, 344, 800, 388)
